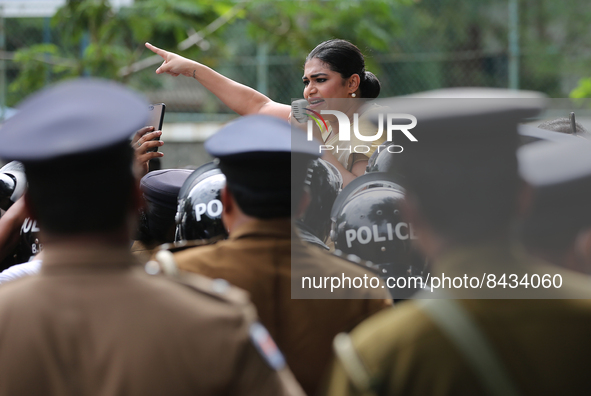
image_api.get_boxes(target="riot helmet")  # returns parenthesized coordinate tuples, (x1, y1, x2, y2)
(0, 161, 26, 211)
(297, 158, 342, 243)
(330, 172, 404, 225)
(330, 173, 426, 299)
(332, 186, 412, 268)
(365, 142, 405, 183)
(175, 162, 228, 242)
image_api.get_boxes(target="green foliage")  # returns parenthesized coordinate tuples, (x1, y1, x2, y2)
(12, 0, 591, 108)
(8, 44, 77, 100)
(9, 0, 231, 104)
(570, 78, 591, 99)
(243, 0, 407, 56)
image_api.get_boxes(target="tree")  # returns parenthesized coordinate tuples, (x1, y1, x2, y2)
(8, 0, 232, 104)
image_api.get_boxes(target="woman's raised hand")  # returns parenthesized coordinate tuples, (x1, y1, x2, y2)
(145, 43, 194, 78)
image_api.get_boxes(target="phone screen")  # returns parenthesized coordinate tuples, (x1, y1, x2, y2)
(147, 103, 166, 152)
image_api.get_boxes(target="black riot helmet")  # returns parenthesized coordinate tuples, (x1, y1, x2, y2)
(330, 171, 405, 224)
(365, 142, 406, 183)
(0, 161, 26, 211)
(331, 173, 425, 299)
(332, 186, 413, 267)
(331, 172, 410, 264)
(297, 158, 343, 243)
(175, 162, 228, 242)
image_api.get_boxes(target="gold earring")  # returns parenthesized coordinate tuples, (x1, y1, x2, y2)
(351, 93, 356, 98)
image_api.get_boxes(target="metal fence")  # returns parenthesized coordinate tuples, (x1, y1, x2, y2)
(3, 0, 591, 114)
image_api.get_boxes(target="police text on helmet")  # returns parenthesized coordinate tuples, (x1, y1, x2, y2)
(345, 222, 417, 248)
(194, 199, 223, 221)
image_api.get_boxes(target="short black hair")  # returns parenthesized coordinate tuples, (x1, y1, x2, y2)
(25, 142, 135, 235)
(221, 156, 311, 219)
(306, 39, 381, 99)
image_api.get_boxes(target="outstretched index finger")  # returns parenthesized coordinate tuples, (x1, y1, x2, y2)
(145, 42, 167, 59)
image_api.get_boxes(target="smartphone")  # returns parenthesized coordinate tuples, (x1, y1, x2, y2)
(147, 103, 166, 152)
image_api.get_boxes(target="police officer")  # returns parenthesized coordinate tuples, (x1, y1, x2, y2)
(173, 114, 392, 396)
(0, 79, 304, 396)
(132, 168, 192, 261)
(323, 88, 591, 396)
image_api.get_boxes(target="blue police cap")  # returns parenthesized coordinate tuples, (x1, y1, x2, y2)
(370, 88, 546, 150)
(0, 78, 148, 162)
(205, 114, 319, 160)
(140, 169, 193, 211)
(204, 114, 320, 219)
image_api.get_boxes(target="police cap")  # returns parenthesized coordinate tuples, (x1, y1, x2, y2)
(371, 88, 546, 154)
(0, 78, 148, 162)
(141, 169, 193, 211)
(205, 115, 320, 218)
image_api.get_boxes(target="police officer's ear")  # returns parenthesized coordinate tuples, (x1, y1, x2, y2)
(220, 185, 233, 216)
(295, 187, 311, 219)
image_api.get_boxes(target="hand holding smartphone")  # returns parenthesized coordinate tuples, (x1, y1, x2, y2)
(147, 103, 166, 152)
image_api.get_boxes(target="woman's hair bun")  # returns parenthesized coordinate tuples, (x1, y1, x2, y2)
(360, 71, 380, 99)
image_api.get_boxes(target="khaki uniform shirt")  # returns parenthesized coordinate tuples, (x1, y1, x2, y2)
(174, 219, 392, 395)
(0, 244, 304, 396)
(323, 242, 591, 395)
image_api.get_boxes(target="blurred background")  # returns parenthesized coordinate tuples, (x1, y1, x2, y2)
(1, 0, 591, 168)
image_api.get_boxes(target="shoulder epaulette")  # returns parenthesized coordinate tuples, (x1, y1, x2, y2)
(144, 250, 256, 320)
(333, 332, 379, 396)
(157, 234, 226, 254)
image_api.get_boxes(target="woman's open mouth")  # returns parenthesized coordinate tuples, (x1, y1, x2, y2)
(307, 98, 325, 108)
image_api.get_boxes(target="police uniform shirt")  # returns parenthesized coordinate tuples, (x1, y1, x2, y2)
(321, 242, 591, 396)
